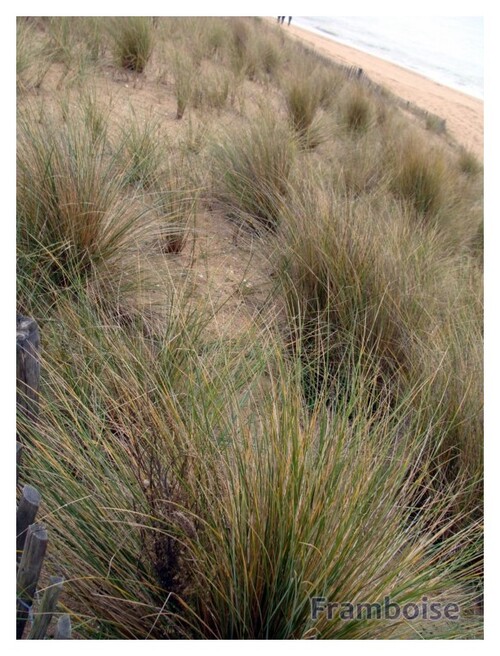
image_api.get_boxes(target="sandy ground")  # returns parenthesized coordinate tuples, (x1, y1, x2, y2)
(281, 22, 483, 158)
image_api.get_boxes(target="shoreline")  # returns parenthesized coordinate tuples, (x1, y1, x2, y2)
(275, 19, 484, 158)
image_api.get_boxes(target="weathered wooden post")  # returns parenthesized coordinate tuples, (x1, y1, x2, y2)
(16, 442, 23, 484)
(16, 315, 40, 428)
(28, 576, 64, 640)
(54, 614, 72, 640)
(17, 485, 42, 564)
(16, 523, 48, 639)
(15, 317, 72, 639)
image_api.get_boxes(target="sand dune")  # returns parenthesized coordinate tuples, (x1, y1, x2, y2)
(280, 21, 483, 158)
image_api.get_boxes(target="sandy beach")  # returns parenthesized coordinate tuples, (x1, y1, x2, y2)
(281, 21, 483, 158)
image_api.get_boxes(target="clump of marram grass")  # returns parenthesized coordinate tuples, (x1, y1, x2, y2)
(425, 112, 447, 134)
(186, 359, 482, 639)
(389, 133, 449, 217)
(314, 65, 345, 109)
(276, 182, 431, 391)
(468, 218, 483, 267)
(384, 124, 482, 251)
(42, 17, 112, 87)
(199, 17, 277, 73)
(16, 17, 52, 91)
(254, 34, 282, 79)
(45, 16, 74, 67)
(402, 258, 483, 520)
(274, 175, 483, 524)
(118, 111, 165, 187)
(18, 282, 482, 639)
(280, 60, 340, 150)
(178, 115, 210, 156)
(228, 18, 250, 71)
(326, 135, 387, 197)
(458, 146, 482, 176)
(321, 102, 396, 196)
(163, 17, 229, 66)
(205, 69, 230, 110)
(341, 82, 374, 132)
(77, 85, 112, 145)
(192, 65, 231, 112)
(17, 283, 209, 638)
(260, 39, 281, 75)
(227, 18, 260, 79)
(210, 111, 296, 230)
(284, 73, 322, 144)
(172, 51, 196, 119)
(204, 17, 231, 59)
(16, 105, 150, 290)
(149, 165, 198, 254)
(109, 17, 154, 73)
(76, 16, 106, 63)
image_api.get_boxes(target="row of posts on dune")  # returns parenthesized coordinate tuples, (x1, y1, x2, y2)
(277, 17, 292, 26)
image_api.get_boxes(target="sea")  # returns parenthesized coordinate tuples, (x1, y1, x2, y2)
(292, 16, 483, 100)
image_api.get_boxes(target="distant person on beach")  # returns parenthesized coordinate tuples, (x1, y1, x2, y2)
(288, 17, 292, 25)
(277, 16, 285, 24)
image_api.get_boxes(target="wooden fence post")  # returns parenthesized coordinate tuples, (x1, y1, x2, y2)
(15, 316, 72, 639)
(16, 523, 48, 639)
(17, 485, 42, 564)
(16, 442, 23, 485)
(16, 315, 40, 428)
(28, 576, 64, 640)
(54, 614, 72, 640)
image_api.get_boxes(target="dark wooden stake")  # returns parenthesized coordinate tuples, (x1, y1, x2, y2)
(16, 524, 48, 639)
(28, 576, 64, 640)
(16, 315, 40, 428)
(16, 442, 23, 485)
(54, 614, 72, 640)
(17, 485, 42, 563)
